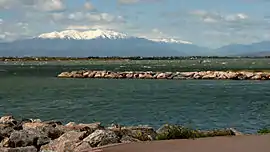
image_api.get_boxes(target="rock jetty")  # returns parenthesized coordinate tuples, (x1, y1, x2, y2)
(0, 115, 242, 152)
(57, 70, 270, 80)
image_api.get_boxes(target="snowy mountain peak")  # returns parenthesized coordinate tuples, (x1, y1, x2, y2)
(151, 38, 192, 44)
(37, 29, 192, 45)
(37, 29, 128, 40)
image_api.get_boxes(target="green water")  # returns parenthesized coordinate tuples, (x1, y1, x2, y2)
(0, 59, 270, 133)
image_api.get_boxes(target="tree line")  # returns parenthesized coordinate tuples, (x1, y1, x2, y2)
(1, 56, 270, 61)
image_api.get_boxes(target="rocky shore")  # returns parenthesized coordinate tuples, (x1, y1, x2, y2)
(0, 115, 243, 152)
(58, 70, 270, 80)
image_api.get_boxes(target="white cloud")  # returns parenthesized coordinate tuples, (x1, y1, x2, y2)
(84, 1, 95, 10)
(190, 10, 249, 23)
(0, 0, 65, 11)
(118, 0, 139, 4)
(225, 13, 248, 21)
(35, 0, 65, 12)
(0, 21, 32, 42)
(203, 17, 218, 23)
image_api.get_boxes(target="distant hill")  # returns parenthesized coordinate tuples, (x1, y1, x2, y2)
(214, 41, 270, 56)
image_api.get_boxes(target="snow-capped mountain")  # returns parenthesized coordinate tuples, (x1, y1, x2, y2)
(0, 29, 212, 57)
(38, 29, 128, 40)
(151, 38, 192, 44)
(37, 29, 193, 45)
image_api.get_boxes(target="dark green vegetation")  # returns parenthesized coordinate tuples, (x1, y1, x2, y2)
(155, 124, 236, 140)
(257, 128, 270, 134)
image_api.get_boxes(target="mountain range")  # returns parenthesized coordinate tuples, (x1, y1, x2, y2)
(0, 29, 269, 57)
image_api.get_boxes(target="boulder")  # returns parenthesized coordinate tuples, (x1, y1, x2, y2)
(180, 72, 195, 78)
(40, 131, 87, 152)
(120, 135, 141, 143)
(62, 122, 103, 134)
(251, 74, 262, 80)
(125, 73, 134, 79)
(0, 116, 16, 126)
(87, 71, 96, 78)
(57, 72, 72, 78)
(9, 129, 50, 148)
(226, 72, 239, 79)
(83, 71, 90, 78)
(0, 137, 9, 147)
(156, 124, 197, 140)
(229, 128, 243, 136)
(0, 126, 14, 139)
(42, 120, 62, 127)
(156, 73, 167, 79)
(22, 122, 49, 130)
(0, 146, 37, 152)
(73, 141, 92, 152)
(119, 126, 157, 141)
(83, 130, 120, 147)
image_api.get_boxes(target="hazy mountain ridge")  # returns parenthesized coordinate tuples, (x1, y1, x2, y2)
(0, 29, 269, 57)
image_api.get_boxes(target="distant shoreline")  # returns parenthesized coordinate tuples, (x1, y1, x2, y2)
(1, 56, 270, 62)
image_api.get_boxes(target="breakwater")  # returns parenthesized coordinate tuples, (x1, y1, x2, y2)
(0, 115, 242, 152)
(57, 70, 270, 80)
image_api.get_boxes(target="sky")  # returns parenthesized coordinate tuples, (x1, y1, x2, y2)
(0, 0, 270, 48)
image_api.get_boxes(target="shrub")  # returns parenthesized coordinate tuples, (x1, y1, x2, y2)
(258, 128, 270, 134)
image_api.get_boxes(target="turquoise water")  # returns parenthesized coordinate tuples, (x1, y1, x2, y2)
(1, 59, 270, 133)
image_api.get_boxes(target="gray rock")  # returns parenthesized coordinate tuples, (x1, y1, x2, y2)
(73, 141, 92, 152)
(9, 129, 50, 148)
(0, 116, 16, 126)
(83, 130, 120, 147)
(40, 131, 87, 152)
(0, 125, 14, 138)
(0, 137, 9, 147)
(120, 135, 140, 143)
(57, 72, 71, 78)
(0, 146, 37, 152)
(229, 128, 243, 136)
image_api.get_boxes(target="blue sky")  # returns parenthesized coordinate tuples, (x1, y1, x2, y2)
(0, 0, 270, 48)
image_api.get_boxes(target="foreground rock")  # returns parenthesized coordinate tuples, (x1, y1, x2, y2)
(57, 70, 270, 80)
(0, 115, 244, 152)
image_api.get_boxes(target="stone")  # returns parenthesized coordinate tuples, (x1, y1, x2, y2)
(83, 130, 120, 147)
(0, 116, 16, 126)
(120, 126, 157, 141)
(0, 126, 14, 140)
(156, 73, 167, 79)
(40, 126, 65, 140)
(30, 119, 42, 123)
(66, 122, 76, 126)
(180, 72, 195, 77)
(0, 137, 9, 147)
(22, 122, 49, 130)
(251, 74, 262, 80)
(0, 146, 37, 152)
(57, 72, 71, 78)
(88, 71, 97, 78)
(229, 128, 243, 136)
(83, 71, 90, 78)
(9, 129, 50, 148)
(73, 141, 92, 152)
(125, 73, 134, 79)
(120, 135, 140, 143)
(226, 72, 238, 79)
(43, 120, 62, 127)
(40, 131, 87, 152)
(61, 122, 102, 134)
